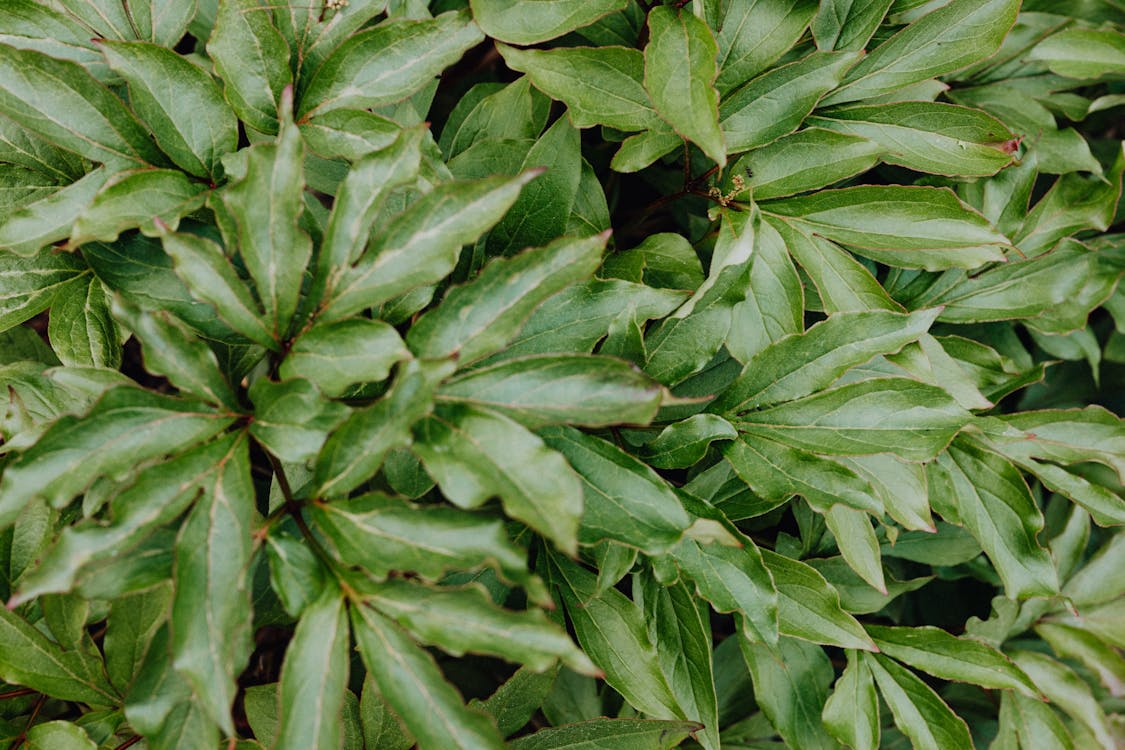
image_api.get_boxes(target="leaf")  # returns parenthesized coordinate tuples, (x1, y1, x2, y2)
(298, 11, 484, 118)
(822, 650, 879, 750)
(97, 40, 237, 179)
(300, 108, 402, 162)
(731, 128, 882, 200)
(247, 378, 349, 463)
(601, 233, 704, 291)
(170, 433, 255, 735)
(986, 406, 1125, 481)
(720, 51, 860, 154)
(864, 653, 975, 750)
(350, 602, 507, 750)
(510, 719, 699, 750)
(321, 171, 539, 321)
(0, 247, 86, 332)
(497, 44, 662, 132)
(822, 0, 1020, 105)
(644, 7, 725, 165)
(104, 584, 174, 694)
(206, 0, 291, 134)
(408, 233, 605, 364)
(639, 414, 737, 469)
(740, 636, 838, 750)
(470, 0, 628, 45)
(47, 274, 120, 368)
(364, 579, 594, 673)
(737, 378, 968, 461)
(0, 0, 108, 79)
(0, 604, 117, 704)
(715, 0, 820, 93)
(763, 186, 1011, 270)
(413, 404, 584, 554)
(360, 673, 413, 750)
(439, 355, 662, 428)
(312, 359, 447, 499)
(110, 297, 237, 409)
(274, 588, 349, 750)
(1036, 621, 1125, 698)
(824, 505, 885, 593)
(0, 387, 233, 528)
(810, 101, 1015, 177)
(472, 666, 558, 738)
(0, 169, 109, 256)
(539, 425, 689, 554)
(866, 624, 1038, 696)
(68, 168, 208, 246)
(928, 439, 1059, 599)
(713, 309, 940, 413)
(280, 318, 409, 398)
(1028, 28, 1125, 79)
(547, 553, 684, 719)
(25, 721, 96, 750)
(221, 107, 311, 338)
(812, 0, 894, 51)
(0, 44, 161, 165)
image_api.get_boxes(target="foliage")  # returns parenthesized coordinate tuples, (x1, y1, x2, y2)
(0, 0, 1123, 748)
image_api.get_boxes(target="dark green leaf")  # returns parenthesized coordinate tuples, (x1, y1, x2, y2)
(639, 414, 737, 469)
(864, 653, 975, 750)
(740, 636, 838, 750)
(812, 0, 894, 51)
(731, 128, 882, 200)
(510, 718, 700, 750)
(280, 318, 409, 398)
(207, 0, 291, 134)
(69, 168, 207, 246)
(0, 247, 86, 332)
(104, 584, 172, 693)
(471, 666, 558, 738)
(248, 377, 348, 463)
(47, 274, 121, 368)
(715, 0, 820, 93)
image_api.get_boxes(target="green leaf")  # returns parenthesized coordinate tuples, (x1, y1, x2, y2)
(300, 108, 402, 162)
(822, 650, 880, 750)
(68, 168, 208, 246)
(713, 308, 940, 413)
(321, 171, 539, 321)
(638, 413, 737, 469)
(866, 624, 1038, 696)
(0, 604, 117, 704)
(864, 652, 975, 750)
(0, 44, 162, 165)
(928, 439, 1059, 599)
(298, 11, 484, 118)
(221, 107, 311, 338)
(731, 128, 882, 200)
(104, 584, 173, 694)
(275, 588, 349, 750)
(280, 318, 409, 398)
(720, 51, 860, 154)
(810, 101, 1015, 177)
(360, 673, 413, 750)
(439, 354, 662, 428)
(539, 425, 689, 554)
(312, 359, 447, 498)
(97, 40, 238, 179)
(408, 233, 605, 364)
(510, 719, 700, 750)
(737, 378, 968, 461)
(644, 7, 725, 165)
(812, 0, 894, 51)
(350, 602, 506, 750)
(987, 406, 1125, 481)
(470, 0, 628, 45)
(0, 246, 86, 332)
(110, 297, 237, 409)
(1036, 621, 1125, 698)
(740, 636, 838, 750)
(715, 0, 820, 93)
(1028, 28, 1125, 79)
(547, 553, 684, 719)
(822, 0, 1020, 105)
(0, 387, 233, 528)
(364, 579, 594, 673)
(248, 378, 348, 463)
(0, 0, 108, 79)
(25, 721, 96, 750)
(824, 505, 886, 593)
(764, 186, 1011, 270)
(206, 0, 291, 135)
(414, 404, 584, 554)
(601, 233, 704, 291)
(0, 169, 109, 256)
(843, 454, 934, 531)
(761, 549, 878, 650)
(472, 666, 558, 738)
(1015, 169, 1122, 257)
(497, 44, 662, 132)
(440, 78, 551, 160)
(47, 274, 120, 368)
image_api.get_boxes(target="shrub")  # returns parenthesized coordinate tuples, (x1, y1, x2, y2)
(0, 0, 1123, 748)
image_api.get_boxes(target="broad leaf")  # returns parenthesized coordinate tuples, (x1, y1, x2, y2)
(280, 318, 409, 398)
(470, 0, 628, 45)
(822, 650, 880, 750)
(247, 378, 348, 463)
(47, 274, 120, 368)
(69, 168, 208, 245)
(207, 0, 291, 134)
(0, 248, 86, 332)
(715, 0, 820, 93)
(0, 169, 109, 257)
(864, 653, 975, 750)
(740, 636, 838, 750)
(731, 128, 882, 200)
(1028, 28, 1125, 79)
(812, 0, 894, 51)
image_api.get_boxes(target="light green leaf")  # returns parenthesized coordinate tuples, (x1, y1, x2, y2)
(813, 0, 894, 51)
(97, 40, 237, 178)
(298, 11, 484, 118)
(1007, 691, 1077, 750)
(206, 0, 291, 135)
(731, 128, 881, 200)
(864, 652, 975, 750)
(511, 719, 700, 749)
(0, 387, 233, 528)
(740, 636, 838, 750)
(987, 406, 1125, 482)
(497, 44, 662, 132)
(409, 233, 605, 365)
(540, 425, 689, 554)
(639, 414, 737, 469)
(0, 246, 86, 332)
(810, 101, 1015, 177)
(414, 404, 584, 554)
(714, 309, 940, 413)
(47, 274, 120, 368)
(824, 505, 885, 593)
(25, 720, 96, 750)
(0, 0, 109, 79)
(1010, 651, 1114, 750)
(280, 318, 409, 398)
(0, 44, 162, 165)
(601, 233, 704, 290)
(715, 0, 820, 93)
(470, 0, 628, 45)
(248, 378, 348, 463)
(68, 168, 207, 246)
(1015, 168, 1122, 257)
(1036, 621, 1125, 698)
(843, 454, 934, 531)
(645, 7, 725, 165)
(764, 186, 1011, 270)
(822, 0, 1020, 105)
(440, 355, 662, 428)
(1028, 28, 1125, 79)
(440, 78, 551, 160)
(275, 588, 349, 750)
(0, 169, 109, 257)
(609, 125, 681, 173)
(300, 107, 403, 163)
(170, 433, 254, 735)
(360, 673, 413, 750)
(351, 602, 506, 750)
(822, 650, 879, 750)
(322, 171, 538, 321)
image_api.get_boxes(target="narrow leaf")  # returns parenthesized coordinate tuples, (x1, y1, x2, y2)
(864, 653, 975, 750)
